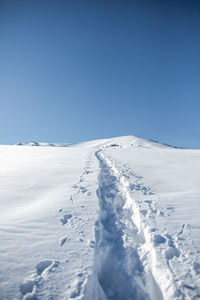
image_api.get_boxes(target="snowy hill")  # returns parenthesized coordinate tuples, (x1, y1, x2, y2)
(0, 136, 200, 300)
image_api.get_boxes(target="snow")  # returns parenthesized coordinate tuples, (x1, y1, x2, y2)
(0, 136, 200, 300)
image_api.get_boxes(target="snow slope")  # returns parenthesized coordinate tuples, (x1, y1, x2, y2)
(0, 136, 199, 300)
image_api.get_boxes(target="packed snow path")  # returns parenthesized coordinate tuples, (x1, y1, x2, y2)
(92, 150, 200, 300)
(92, 150, 151, 300)
(0, 136, 200, 300)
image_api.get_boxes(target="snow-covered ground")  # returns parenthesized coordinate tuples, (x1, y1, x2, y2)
(0, 136, 200, 300)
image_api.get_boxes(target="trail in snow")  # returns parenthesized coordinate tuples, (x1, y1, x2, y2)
(21, 145, 198, 300)
(95, 151, 147, 300)
(83, 150, 163, 300)
(86, 147, 200, 300)
(1, 136, 200, 300)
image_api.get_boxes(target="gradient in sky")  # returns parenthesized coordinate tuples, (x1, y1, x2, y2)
(1, 0, 200, 147)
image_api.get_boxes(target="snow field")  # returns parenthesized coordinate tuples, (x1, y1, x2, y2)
(0, 136, 200, 299)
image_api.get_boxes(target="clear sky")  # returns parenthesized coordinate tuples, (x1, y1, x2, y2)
(1, 0, 200, 148)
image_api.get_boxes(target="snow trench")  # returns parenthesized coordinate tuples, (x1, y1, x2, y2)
(83, 150, 163, 300)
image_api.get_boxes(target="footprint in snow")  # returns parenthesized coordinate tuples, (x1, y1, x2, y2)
(79, 186, 88, 194)
(167, 206, 174, 211)
(36, 260, 60, 276)
(157, 210, 164, 216)
(153, 234, 166, 246)
(69, 273, 85, 298)
(84, 169, 89, 174)
(19, 280, 38, 300)
(60, 236, 68, 247)
(60, 213, 72, 225)
(193, 261, 200, 273)
(72, 184, 78, 189)
(151, 208, 164, 216)
(166, 206, 174, 216)
(36, 260, 53, 275)
(145, 200, 152, 204)
(20, 280, 35, 296)
(165, 247, 180, 260)
(140, 209, 148, 216)
(87, 240, 95, 248)
(20, 261, 60, 298)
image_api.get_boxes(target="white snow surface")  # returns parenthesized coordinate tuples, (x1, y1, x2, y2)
(0, 136, 200, 300)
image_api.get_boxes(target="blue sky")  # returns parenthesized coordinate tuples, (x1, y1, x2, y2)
(1, 0, 200, 148)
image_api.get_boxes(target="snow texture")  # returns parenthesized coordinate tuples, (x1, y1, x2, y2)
(0, 136, 200, 300)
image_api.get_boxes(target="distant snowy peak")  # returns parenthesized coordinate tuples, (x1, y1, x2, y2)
(16, 141, 56, 147)
(15, 136, 179, 149)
